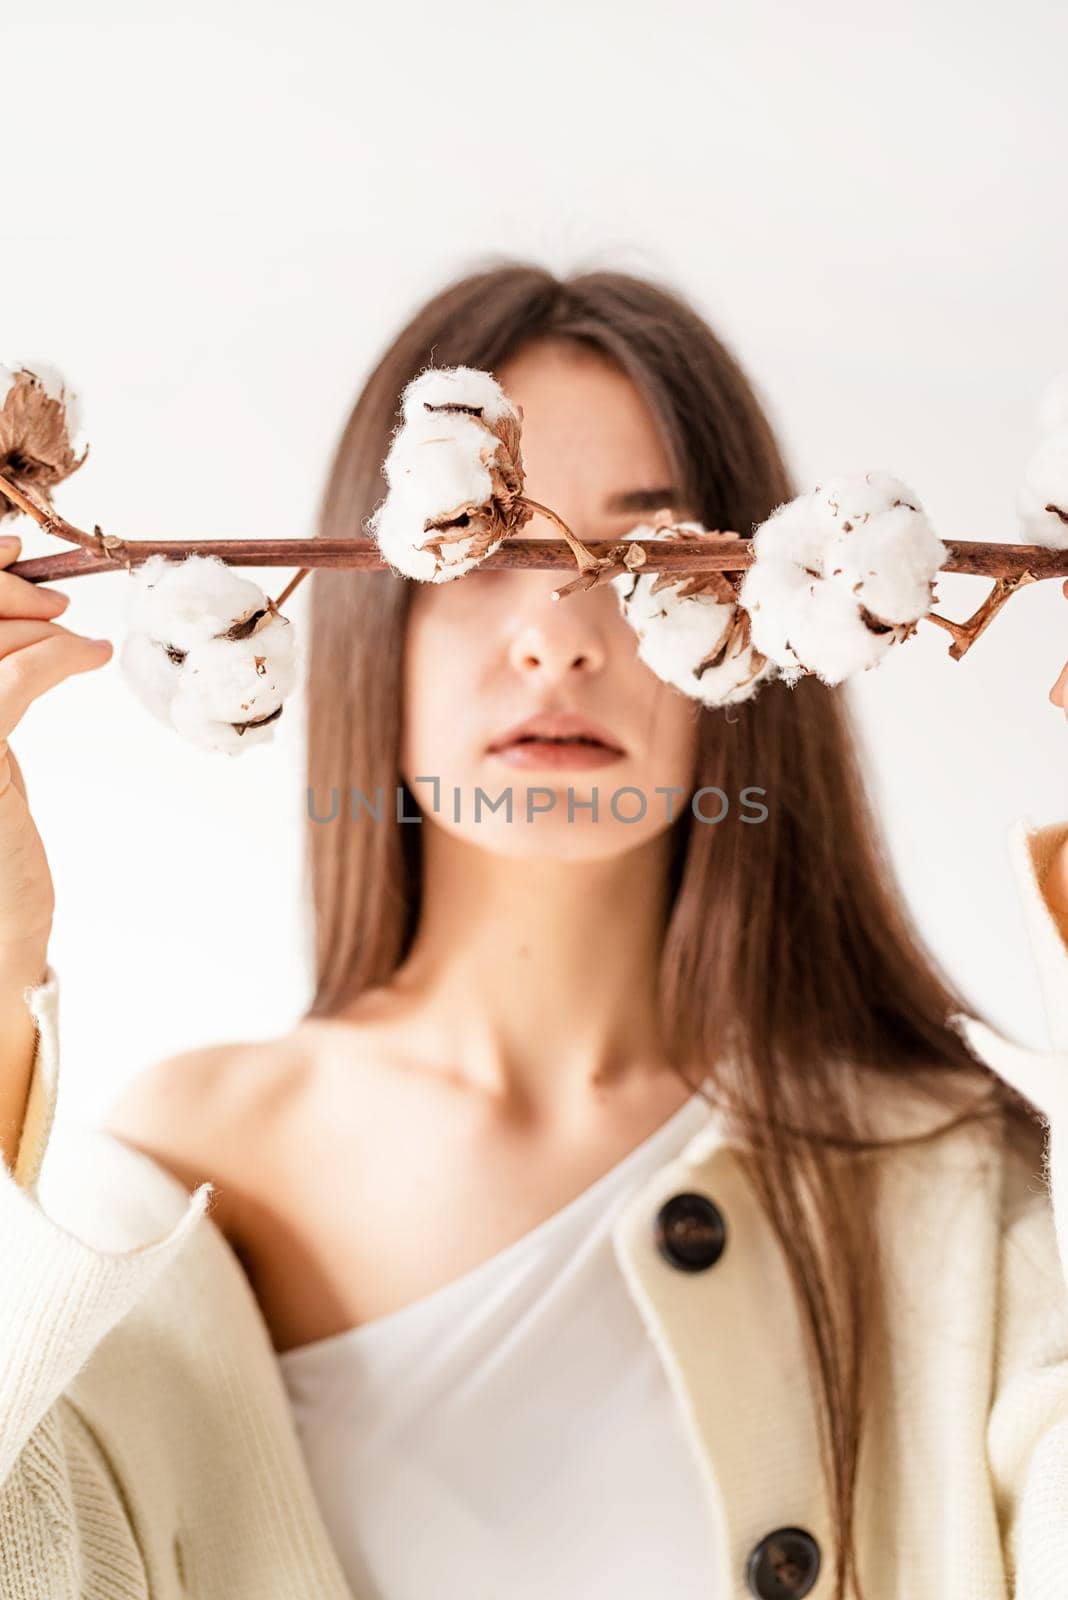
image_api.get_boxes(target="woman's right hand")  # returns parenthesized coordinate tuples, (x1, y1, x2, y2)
(0, 531, 113, 970)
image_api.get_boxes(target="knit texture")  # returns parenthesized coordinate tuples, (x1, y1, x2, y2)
(1, 815, 1067, 1597)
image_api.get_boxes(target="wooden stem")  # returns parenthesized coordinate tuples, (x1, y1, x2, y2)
(515, 497, 603, 576)
(9, 535, 1068, 584)
(3, 473, 1066, 660)
(0, 469, 123, 560)
(924, 570, 1040, 659)
(270, 568, 310, 610)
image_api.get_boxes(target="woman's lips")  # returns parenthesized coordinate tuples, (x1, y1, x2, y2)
(488, 738, 626, 770)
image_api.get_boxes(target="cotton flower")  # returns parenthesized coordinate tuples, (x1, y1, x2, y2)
(1017, 372, 1068, 548)
(611, 522, 775, 706)
(119, 554, 298, 754)
(738, 472, 946, 686)
(369, 364, 532, 582)
(1037, 372, 1068, 435)
(0, 359, 87, 520)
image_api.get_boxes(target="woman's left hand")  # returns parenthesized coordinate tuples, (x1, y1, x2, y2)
(1050, 579, 1068, 714)
(1042, 580, 1068, 948)
(1044, 576, 1068, 945)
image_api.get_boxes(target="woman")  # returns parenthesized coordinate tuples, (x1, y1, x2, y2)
(2, 265, 1068, 1600)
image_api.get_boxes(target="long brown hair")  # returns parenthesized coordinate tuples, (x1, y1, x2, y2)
(303, 262, 1043, 1598)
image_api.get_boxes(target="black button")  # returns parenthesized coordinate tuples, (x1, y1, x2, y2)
(654, 1191, 727, 1271)
(746, 1526, 821, 1598)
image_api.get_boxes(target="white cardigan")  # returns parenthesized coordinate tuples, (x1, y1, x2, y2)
(2, 815, 1068, 1599)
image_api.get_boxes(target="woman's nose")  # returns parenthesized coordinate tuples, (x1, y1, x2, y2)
(505, 586, 608, 679)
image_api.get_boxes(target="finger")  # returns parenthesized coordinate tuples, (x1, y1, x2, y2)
(0, 533, 70, 617)
(0, 617, 87, 660)
(0, 568, 70, 618)
(0, 625, 111, 739)
(4, 740, 27, 805)
(1050, 659, 1068, 714)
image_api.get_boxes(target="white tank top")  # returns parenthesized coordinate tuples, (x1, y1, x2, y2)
(277, 1090, 720, 1600)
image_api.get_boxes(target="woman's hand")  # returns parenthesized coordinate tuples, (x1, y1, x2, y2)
(0, 532, 113, 967)
(1050, 579, 1068, 715)
(1042, 577, 1068, 948)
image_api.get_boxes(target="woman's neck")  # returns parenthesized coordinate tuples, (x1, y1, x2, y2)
(385, 824, 678, 1119)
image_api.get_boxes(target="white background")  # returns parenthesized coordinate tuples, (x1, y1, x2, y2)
(3, 1, 1066, 1121)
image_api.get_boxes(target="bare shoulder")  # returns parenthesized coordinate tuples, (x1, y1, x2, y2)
(102, 1028, 312, 1247)
(100, 999, 407, 1250)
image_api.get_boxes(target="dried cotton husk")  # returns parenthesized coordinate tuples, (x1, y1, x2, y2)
(612, 522, 775, 706)
(0, 359, 87, 520)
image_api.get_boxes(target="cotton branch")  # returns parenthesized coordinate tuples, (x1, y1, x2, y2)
(2, 467, 1066, 662)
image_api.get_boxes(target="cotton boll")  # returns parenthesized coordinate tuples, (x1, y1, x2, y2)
(118, 630, 183, 724)
(739, 560, 812, 683)
(165, 624, 296, 757)
(119, 554, 299, 754)
(370, 366, 529, 583)
(370, 485, 441, 582)
(740, 472, 941, 684)
(126, 554, 272, 651)
(369, 409, 502, 585)
(371, 476, 503, 582)
(633, 605, 774, 705)
(168, 695, 281, 756)
(1017, 430, 1068, 549)
(176, 622, 298, 725)
(750, 494, 836, 573)
(1016, 369, 1068, 545)
(823, 502, 947, 622)
(399, 365, 517, 428)
(612, 522, 773, 706)
(813, 470, 919, 524)
(617, 562, 731, 677)
(371, 486, 445, 582)
(783, 579, 898, 685)
(383, 409, 496, 524)
(742, 559, 893, 687)
(1037, 372, 1068, 437)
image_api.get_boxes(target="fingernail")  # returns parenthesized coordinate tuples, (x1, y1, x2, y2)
(89, 637, 111, 649)
(0, 535, 20, 549)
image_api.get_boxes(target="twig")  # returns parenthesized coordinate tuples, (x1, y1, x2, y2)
(0, 473, 124, 561)
(2, 457, 1066, 660)
(515, 496, 605, 583)
(270, 568, 311, 609)
(924, 570, 1041, 659)
(10, 535, 1067, 584)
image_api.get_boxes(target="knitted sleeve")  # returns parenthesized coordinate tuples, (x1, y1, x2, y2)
(951, 818, 1068, 1261)
(986, 1154, 1068, 1597)
(0, 965, 213, 1596)
(973, 818, 1068, 1596)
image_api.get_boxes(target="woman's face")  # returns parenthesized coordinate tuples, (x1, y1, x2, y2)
(400, 339, 701, 861)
